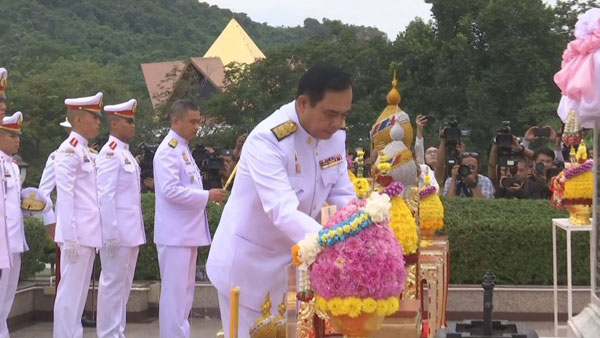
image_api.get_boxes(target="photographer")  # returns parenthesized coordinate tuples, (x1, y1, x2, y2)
(530, 147, 560, 198)
(487, 136, 532, 186)
(220, 149, 235, 186)
(435, 119, 466, 188)
(523, 126, 564, 162)
(496, 157, 545, 199)
(444, 152, 494, 199)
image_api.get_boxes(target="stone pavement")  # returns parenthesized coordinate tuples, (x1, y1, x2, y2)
(9, 319, 562, 338)
(11, 318, 222, 338)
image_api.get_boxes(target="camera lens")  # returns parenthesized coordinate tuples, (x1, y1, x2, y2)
(458, 164, 471, 177)
(535, 162, 545, 175)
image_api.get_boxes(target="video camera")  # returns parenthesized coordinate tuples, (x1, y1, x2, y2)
(135, 143, 158, 181)
(496, 121, 516, 168)
(191, 144, 224, 190)
(534, 160, 564, 182)
(443, 118, 461, 178)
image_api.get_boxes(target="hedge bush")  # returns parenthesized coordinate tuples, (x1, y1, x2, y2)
(440, 197, 588, 285)
(23, 194, 592, 285)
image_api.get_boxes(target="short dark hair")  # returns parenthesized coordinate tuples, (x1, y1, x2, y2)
(533, 147, 555, 161)
(170, 99, 199, 120)
(297, 62, 352, 106)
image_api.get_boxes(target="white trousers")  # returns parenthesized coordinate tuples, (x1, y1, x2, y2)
(157, 245, 197, 338)
(97, 246, 139, 338)
(217, 291, 260, 338)
(0, 253, 21, 338)
(53, 245, 96, 338)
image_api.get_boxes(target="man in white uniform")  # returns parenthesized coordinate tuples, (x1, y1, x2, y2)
(96, 99, 146, 338)
(38, 118, 72, 239)
(0, 112, 27, 337)
(53, 92, 103, 338)
(206, 63, 357, 338)
(153, 99, 226, 338)
(0, 68, 11, 275)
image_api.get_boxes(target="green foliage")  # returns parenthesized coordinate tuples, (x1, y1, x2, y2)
(21, 217, 53, 280)
(441, 197, 589, 285)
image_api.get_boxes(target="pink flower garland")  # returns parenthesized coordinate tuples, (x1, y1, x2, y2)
(381, 182, 404, 198)
(419, 186, 437, 199)
(564, 160, 593, 179)
(310, 199, 406, 300)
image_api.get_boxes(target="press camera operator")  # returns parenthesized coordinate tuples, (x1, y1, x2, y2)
(495, 156, 545, 199)
(443, 151, 494, 199)
(434, 119, 466, 188)
(523, 125, 565, 163)
(487, 121, 533, 187)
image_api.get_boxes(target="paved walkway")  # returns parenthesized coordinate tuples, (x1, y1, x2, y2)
(10, 319, 562, 337)
(11, 318, 223, 338)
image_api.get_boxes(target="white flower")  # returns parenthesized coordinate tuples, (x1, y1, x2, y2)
(364, 192, 391, 223)
(298, 232, 321, 269)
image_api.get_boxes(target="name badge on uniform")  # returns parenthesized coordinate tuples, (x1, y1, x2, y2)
(83, 155, 90, 163)
(319, 154, 343, 170)
(124, 157, 131, 165)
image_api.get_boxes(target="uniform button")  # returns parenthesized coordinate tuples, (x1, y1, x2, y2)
(313, 205, 317, 210)
(307, 137, 312, 144)
(316, 150, 319, 156)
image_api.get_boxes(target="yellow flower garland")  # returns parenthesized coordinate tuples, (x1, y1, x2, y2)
(389, 196, 418, 255)
(315, 295, 399, 318)
(564, 170, 593, 200)
(352, 177, 370, 199)
(420, 193, 444, 230)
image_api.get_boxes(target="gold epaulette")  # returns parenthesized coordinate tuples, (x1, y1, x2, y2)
(271, 121, 297, 141)
(168, 138, 178, 148)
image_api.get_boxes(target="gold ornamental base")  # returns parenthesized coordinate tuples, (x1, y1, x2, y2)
(327, 312, 385, 338)
(420, 228, 436, 248)
(565, 204, 591, 225)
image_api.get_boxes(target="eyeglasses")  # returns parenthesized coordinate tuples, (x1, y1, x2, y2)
(460, 152, 479, 158)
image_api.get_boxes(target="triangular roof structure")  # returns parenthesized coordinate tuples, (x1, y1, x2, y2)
(203, 18, 266, 66)
(141, 58, 225, 109)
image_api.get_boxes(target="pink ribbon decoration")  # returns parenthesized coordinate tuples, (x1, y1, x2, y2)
(554, 29, 600, 100)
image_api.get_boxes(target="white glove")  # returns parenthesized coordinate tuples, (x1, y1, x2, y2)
(63, 239, 80, 263)
(104, 237, 120, 258)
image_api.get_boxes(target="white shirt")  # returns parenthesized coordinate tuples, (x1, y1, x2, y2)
(54, 131, 102, 248)
(0, 155, 10, 268)
(38, 150, 57, 225)
(96, 135, 146, 247)
(153, 129, 210, 246)
(0, 151, 27, 254)
(207, 100, 356, 309)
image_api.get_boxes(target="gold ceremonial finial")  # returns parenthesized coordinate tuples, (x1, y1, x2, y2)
(273, 294, 286, 338)
(387, 70, 401, 106)
(570, 146, 577, 165)
(250, 292, 277, 338)
(576, 139, 587, 163)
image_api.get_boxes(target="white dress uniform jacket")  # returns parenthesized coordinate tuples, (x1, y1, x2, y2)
(153, 129, 210, 246)
(54, 131, 102, 247)
(1, 151, 27, 254)
(0, 156, 10, 269)
(0, 150, 27, 337)
(97, 136, 145, 246)
(207, 101, 356, 312)
(38, 150, 57, 225)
